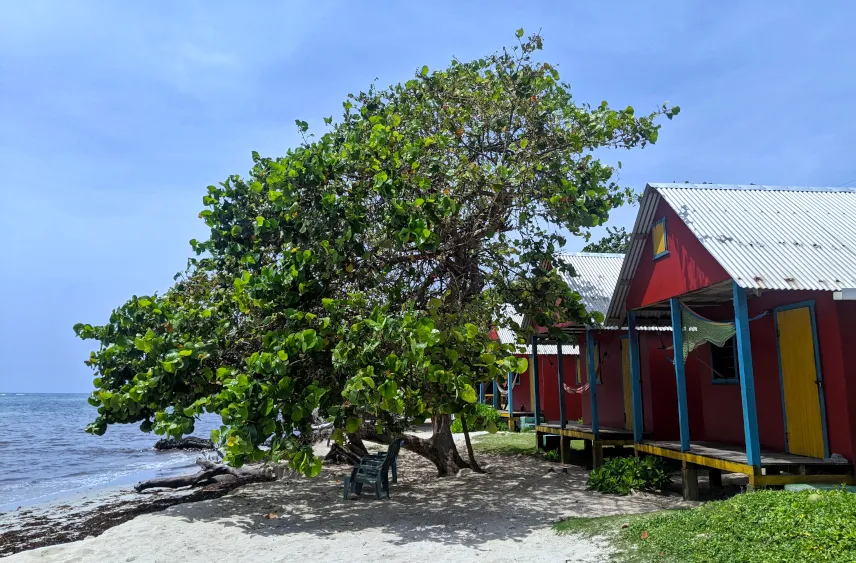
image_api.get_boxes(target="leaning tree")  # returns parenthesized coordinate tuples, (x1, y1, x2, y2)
(75, 31, 677, 477)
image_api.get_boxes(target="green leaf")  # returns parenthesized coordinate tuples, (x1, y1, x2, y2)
(179, 349, 193, 356)
(486, 419, 498, 434)
(516, 28, 524, 38)
(480, 353, 496, 365)
(162, 361, 176, 373)
(421, 65, 429, 77)
(465, 323, 478, 339)
(256, 216, 265, 226)
(345, 417, 361, 433)
(459, 384, 477, 403)
(516, 357, 529, 374)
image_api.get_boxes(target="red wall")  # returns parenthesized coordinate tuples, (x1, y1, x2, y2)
(523, 353, 583, 422)
(579, 330, 680, 440)
(627, 199, 731, 310)
(632, 291, 854, 461)
(640, 332, 681, 441)
(837, 301, 856, 461)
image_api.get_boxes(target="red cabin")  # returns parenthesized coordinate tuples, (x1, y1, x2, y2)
(604, 183, 856, 497)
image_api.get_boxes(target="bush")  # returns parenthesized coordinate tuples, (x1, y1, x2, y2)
(587, 456, 672, 495)
(543, 449, 560, 462)
(451, 404, 503, 433)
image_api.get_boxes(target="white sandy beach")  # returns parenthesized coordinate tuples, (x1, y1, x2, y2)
(5, 433, 693, 563)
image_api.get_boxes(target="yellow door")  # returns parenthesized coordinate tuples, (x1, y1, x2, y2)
(621, 338, 633, 430)
(776, 307, 825, 458)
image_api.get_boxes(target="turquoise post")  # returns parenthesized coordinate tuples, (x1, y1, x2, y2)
(493, 381, 499, 409)
(669, 297, 691, 451)
(586, 329, 600, 439)
(628, 311, 644, 442)
(732, 281, 761, 467)
(479, 383, 485, 405)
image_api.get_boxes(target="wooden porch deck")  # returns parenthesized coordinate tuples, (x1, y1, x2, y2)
(637, 440, 854, 487)
(535, 422, 635, 446)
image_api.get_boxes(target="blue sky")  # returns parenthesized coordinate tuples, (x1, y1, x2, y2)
(2, 1, 854, 393)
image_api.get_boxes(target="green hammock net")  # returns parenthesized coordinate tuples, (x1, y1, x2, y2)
(680, 304, 735, 359)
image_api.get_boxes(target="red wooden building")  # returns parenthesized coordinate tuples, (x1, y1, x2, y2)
(602, 183, 856, 497)
(533, 253, 673, 464)
(486, 308, 581, 430)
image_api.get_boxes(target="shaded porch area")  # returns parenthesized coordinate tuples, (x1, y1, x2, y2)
(535, 422, 635, 468)
(498, 410, 535, 431)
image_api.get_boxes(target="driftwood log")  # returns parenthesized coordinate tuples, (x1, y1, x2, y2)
(153, 437, 214, 451)
(134, 459, 274, 492)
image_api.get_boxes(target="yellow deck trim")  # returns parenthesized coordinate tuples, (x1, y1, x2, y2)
(634, 442, 759, 475)
(751, 473, 854, 487)
(535, 425, 634, 446)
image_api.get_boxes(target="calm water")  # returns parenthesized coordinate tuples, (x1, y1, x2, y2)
(0, 393, 220, 511)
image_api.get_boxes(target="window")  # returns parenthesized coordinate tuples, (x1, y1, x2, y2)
(575, 357, 582, 385)
(711, 336, 739, 383)
(652, 217, 669, 259)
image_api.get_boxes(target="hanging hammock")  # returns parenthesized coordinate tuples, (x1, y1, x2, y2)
(563, 382, 590, 394)
(678, 303, 770, 360)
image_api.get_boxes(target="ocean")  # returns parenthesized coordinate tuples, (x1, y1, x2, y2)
(0, 393, 221, 511)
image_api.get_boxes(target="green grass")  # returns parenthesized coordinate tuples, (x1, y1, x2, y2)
(471, 432, 539, 455)
(470, 432, 584, 456)
(554, 489, 856, 562)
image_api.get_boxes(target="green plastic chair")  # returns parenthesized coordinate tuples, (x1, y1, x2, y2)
(343, 439, 404, 500)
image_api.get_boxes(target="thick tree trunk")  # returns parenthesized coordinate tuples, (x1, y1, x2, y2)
(346, 432, 370, 457)
(324, 442, 362, 465)
(134, 459, 274, 492)
(403, 415, 470, 476)
(460, 416, 485, 473)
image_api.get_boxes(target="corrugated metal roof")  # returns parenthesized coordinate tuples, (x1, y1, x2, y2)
(556, 252, 625, 317)
(495, 306, 578, 355)
(607, 183, 856, 323)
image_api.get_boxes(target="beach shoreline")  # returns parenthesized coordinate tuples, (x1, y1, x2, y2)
(0, 470, 262, 557)
(1, 433, 694, 562)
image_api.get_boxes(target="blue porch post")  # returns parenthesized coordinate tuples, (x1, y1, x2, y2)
(669, 298, 691, 452)
(733, 281, 762, 467)
(493, 381, 499, 409)
(557, 342, 567, 428)
(507, 371, 514, 430)
(627, 311, 644, 442)
(531, 335, 542, 424)
(479, 383, 485, 405)
(586, 328, 600, 439)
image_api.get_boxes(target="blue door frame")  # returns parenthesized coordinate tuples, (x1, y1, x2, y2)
(772, 300, 831, 459)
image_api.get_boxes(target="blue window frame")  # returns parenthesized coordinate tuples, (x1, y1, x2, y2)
(652, 217, 669, 259)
